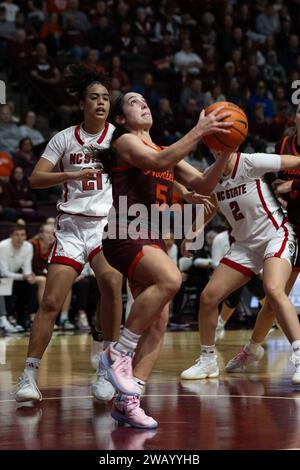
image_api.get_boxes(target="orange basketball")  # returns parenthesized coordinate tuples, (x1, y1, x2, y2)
(202, 101, 248, 152)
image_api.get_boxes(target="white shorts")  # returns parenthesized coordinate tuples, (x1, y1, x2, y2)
(220, 222, 298, 276)
(49, 213, 108, 274)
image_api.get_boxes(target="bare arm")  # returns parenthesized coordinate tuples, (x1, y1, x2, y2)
(280, 155, 300, 171)
(174, 158, 227, 195)
(181, 194, 218, 256)
(114, 108, 232, 171)
(29, 157, 101, 189)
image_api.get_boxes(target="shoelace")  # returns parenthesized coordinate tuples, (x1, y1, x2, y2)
(11, 374, 28, 395)
(235, 349, 249, 366)
(290, 352, 300, 366)
(125, 395, 146, 416)
(118, 354, 132, 376)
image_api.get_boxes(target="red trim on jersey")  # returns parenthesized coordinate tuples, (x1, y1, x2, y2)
(279, 136, 288, 155)
(231, 152, 241, 179)
(274, 223, 289, 258)
(88, 246, 102, 262)
(59, 159, 68, 202)
(50, 255, 83, 274)
(74, 125, 84, 145)
(255, 179, 279, 230)
(292, 135, 300, 157)
(220, 258, 254, 277)
(97, 121, 109, 144)
(74, 122, 109, 146)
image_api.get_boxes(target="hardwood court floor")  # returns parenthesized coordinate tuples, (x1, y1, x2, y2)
(1, 329, 300, 450)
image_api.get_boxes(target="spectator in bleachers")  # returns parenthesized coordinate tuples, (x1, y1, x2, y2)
(203, 84, 226, 108)
(110, 55, 131, 92)
(0, 223, 36, 329)
(87, 14, 113, 56)
(8, 28, 32, 67)
(13, 137, 37, 177)
(132, 72, 160, 111)
(151, 97, 179, 146)
(19, 111, 45, 147)
(0, 149, 13, 180)
(264, 49, 287, 90)
(273, 85, 294, 116)
(0, 0, 19, 23)
(84, 49, 106, 74)
(113, 21, 138, 61)
(247, 80, 275, 120)
(255, 3, 280, 36)
(180, 77, 205, 112)
(269, 101, 294, 142)
(248, 102, 270, 144)
(60, 16, 88, 61)
(39, 12, 60, 40)
(0, 105, 22, 153)
(5, 166, 44, 222)
(63, 0, 90, 32)
(174, 38, 203, 75)
(30, 42, 61, 107)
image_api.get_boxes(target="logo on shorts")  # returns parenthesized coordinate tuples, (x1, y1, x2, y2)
(288, 242, 295, 255)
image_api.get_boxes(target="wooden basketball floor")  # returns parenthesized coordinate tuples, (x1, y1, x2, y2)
(1, 328, 300, 451)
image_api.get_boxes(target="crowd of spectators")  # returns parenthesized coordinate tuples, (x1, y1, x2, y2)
(1, 0, 300, 332)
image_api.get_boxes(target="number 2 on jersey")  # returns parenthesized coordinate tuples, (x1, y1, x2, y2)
(82, 173, 103, 191)
(229, 201, 244, 221)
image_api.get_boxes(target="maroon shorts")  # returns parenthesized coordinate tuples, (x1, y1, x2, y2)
(102, 234, 166, 281)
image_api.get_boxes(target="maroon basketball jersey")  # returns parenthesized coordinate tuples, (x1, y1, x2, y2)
(111, 140, 174, 215)
(276, 134, 300, 229)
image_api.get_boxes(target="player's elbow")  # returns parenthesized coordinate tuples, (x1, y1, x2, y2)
(28, 173, 40, 189)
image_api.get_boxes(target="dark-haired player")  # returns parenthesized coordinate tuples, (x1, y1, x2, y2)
(15, 65, 123, 403)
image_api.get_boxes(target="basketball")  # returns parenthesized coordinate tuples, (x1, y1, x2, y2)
(202, 101, 248, 152)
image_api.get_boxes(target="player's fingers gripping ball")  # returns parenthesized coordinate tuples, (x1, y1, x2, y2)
(202, 101, 248, 151)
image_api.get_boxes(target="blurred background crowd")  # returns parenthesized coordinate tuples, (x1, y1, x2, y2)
(0, 0, 300, 334)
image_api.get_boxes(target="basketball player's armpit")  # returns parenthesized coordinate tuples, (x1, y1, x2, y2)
(292, 180, 300, 191)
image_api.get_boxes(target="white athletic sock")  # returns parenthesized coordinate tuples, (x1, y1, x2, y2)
(292, 340, 300, 355)
(218, 316, 226, 327)
(133, 376, 146, 396)
(60, 312, 68, 323)
(201, 344, 215, 358)
(245, 339, 261, 354)
(112, 327, 141, 357)
(103, 340, 114, 350)
(25, 357, 40, 381)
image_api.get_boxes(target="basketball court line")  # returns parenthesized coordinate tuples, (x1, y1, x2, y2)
(1, 393, 300, 403)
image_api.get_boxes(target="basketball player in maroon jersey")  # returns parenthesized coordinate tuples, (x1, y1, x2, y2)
(94, 92, 233, 428)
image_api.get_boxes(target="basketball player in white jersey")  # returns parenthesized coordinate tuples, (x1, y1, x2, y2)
(181, 149, 300, 384)
(15, 65, 123, 403)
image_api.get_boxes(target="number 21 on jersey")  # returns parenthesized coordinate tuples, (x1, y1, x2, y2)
(82, 173, 103, 191)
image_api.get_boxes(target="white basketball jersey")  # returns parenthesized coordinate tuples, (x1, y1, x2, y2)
(213, 152, 284, 248)
(42, 123, 114, 216)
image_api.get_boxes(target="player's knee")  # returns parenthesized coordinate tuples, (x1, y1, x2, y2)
(264, 282, 285, 304)
(200, 288, 218, 310)
(99, 270, 122, 292)
(40, 295, 59, 317)
(162, 270, 182, 298)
